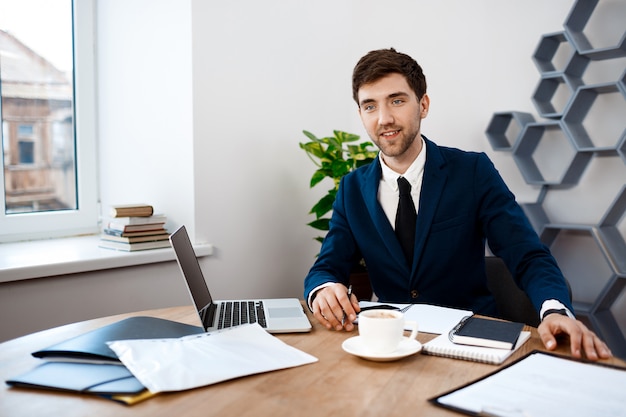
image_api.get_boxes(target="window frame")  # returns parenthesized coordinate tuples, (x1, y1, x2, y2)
(0, 0, 98, 243)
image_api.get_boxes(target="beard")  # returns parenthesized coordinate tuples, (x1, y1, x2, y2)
(369, 124, 420, 159)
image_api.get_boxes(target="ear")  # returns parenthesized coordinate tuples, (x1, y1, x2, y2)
(420, 94, 430, 118)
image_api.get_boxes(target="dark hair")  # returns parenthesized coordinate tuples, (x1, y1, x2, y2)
(352, 48, 427, 104)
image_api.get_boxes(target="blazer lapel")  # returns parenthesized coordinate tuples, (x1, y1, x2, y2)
(411, 139, 448, 279)
(361, 158, 409, 269)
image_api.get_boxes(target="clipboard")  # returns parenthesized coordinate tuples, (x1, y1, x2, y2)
(429, 350, 626, 417)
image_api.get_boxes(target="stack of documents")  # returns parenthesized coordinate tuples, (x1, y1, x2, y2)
(7, 319, 317, 404)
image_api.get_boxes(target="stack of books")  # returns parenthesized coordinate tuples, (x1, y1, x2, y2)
(99, 204, 171, 251)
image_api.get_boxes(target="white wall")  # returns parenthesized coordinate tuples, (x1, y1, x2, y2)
(97, 0, 197, 240)
(0, 262, 191, 341)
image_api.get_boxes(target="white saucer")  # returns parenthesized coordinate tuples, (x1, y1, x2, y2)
(341, 336, 422, 362)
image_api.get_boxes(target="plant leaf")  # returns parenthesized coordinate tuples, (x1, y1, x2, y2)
(330, 159, 350, 179)
(309, 169, 328, 188)
(302, 130, 319, 141)
(310, 194, 335, 218)
(307, 218, 330, 231)
(334, 130, 360, 143)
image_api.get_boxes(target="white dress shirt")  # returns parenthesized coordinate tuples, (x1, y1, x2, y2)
(377, 138, 427, 228)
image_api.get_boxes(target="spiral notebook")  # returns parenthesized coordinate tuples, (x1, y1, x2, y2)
(422, 331, 531, 365)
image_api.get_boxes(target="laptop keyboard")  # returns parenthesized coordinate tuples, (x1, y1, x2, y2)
(217, 301, 267, 329)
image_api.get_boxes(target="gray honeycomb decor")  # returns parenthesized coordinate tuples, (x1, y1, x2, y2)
(485, 0, 626, 358)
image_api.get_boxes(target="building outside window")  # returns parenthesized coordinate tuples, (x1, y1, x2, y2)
(0, 0, 98, 242)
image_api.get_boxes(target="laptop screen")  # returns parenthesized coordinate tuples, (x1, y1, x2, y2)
(170, 225, 213, 311)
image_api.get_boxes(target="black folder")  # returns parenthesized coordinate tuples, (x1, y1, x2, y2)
(32, 316, 204, 362)
(6, 362, 144, 395)
(5, 361, 156, 405)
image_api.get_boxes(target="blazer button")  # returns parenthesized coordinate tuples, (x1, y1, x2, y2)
(410, 290, 419, 299)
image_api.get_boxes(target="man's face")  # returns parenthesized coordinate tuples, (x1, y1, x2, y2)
(357, 73, 429, 161)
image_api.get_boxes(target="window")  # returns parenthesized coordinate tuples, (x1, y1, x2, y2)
(0, 0, 98, 242)
(17, 124, 35, 164)
(18, 141, 34, 164)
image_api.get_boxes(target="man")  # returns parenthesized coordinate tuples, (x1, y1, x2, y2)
(304, 48, 611, 361)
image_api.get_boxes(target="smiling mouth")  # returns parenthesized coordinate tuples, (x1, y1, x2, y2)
(380, 130, 400, 139)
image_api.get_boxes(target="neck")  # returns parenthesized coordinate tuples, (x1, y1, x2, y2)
(382, 136, 423, 174)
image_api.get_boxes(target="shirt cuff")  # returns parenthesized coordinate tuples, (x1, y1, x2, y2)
(540, 299, 574, 321)
(307, 282, 337, 311)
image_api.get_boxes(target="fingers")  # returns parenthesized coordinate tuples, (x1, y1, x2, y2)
(537, 324, 559, 352)
(538, 315, 612, 361)
(579, 326, 612, 360)
(312, 284, 359, 331)
(350, 292, 361, 312)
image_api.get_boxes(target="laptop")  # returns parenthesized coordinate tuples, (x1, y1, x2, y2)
(169, 225, 312, 333)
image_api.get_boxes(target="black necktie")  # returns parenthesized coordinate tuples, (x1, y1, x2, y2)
(395, 177, 416, 265)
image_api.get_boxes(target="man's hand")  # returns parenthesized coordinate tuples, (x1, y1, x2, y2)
(538, 313, 612, 361)
(312, 284, 360, 331)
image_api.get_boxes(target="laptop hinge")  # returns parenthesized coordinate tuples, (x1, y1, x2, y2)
(200, 303, 217, 329)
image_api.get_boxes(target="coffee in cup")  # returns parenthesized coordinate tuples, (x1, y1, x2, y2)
(358, 309, 419, 354)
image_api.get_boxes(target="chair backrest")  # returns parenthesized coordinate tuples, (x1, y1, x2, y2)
(485, 256, 541, 327)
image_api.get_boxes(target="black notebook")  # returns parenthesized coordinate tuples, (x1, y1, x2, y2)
(32, 316, 204, 363)
(448, 315, 524, 350)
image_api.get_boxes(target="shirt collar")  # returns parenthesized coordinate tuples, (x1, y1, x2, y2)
(379, 137, 427, 191)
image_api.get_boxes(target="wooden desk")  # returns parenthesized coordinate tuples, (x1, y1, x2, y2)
(1, 305, 624, 417)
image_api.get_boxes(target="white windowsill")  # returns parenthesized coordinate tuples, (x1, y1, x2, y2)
(0, 234, 213, 284)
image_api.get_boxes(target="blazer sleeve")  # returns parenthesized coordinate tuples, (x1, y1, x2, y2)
(303, 175, 359, 301)
(475, 153, 573, 313)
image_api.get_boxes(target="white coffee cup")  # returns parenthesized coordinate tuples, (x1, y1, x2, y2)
(358, 309, 419, 354)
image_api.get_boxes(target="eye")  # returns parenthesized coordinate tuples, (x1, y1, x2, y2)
(392, 98, 405, 105)
(362, 104, 376, 112)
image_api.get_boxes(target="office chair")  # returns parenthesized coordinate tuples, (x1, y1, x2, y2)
(485, 256, 574, 327)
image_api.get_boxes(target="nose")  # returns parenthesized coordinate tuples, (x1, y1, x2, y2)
(378, 104, 394, 126)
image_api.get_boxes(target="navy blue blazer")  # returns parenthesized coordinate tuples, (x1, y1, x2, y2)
(304, 137, 572, 316)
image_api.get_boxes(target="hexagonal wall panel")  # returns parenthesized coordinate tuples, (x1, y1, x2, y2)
(488, 0, 626, 358)
(564, 0, 626, 59)
(597, 185, 626, 274)
(586, 275, 626, 358)
(531, 74, 581, 119)
(533, 31, 590, 76)
(541, 225, 613, 308)
(563, 82, 626, 151)
(485, 112, 535, 151)
(520, 187, 549, 233)
(605, 277, 626, 357)
(513, 121, 592, 185)
(619, 135, 626, 165)
(619, 69, 626, 163)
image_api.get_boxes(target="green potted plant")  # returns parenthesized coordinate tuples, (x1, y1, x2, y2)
(299, 130, 378, 299)
(299, 130, 378, 243)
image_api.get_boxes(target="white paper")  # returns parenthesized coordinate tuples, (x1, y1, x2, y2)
(436, 352, 626, 417)
(107, 323, 318, 393)
(359, 301, 472, 334)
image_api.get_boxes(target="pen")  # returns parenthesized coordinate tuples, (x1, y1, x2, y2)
(342, 285, 353, 327)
